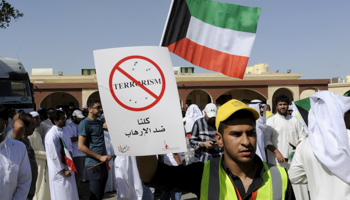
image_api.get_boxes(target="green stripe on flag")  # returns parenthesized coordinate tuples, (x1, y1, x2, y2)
(294, 97, 311, 127)
(186, 0, 261, 33)
(294, 97, 311, 111)
(60, 137, 67, 149)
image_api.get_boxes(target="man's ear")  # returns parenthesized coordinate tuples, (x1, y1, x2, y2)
(215, 132, 224, 148)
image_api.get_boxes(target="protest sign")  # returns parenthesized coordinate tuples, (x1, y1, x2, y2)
(93, 46, 187, 156)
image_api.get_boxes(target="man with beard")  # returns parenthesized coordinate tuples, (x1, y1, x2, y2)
(78, 100, 111, 200)
(136, 99, 295, 199)
(190, 103, 223, 163)
(265, 94, 308, 199)
(67, 109, 86, 197)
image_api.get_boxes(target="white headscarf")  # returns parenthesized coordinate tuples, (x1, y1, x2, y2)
(183, 117, 194, 133)
(249, 104, 267, 131)
(308, 91, 350, 183)
(186, 104, 203, 123)
(249, 103, 267, 161)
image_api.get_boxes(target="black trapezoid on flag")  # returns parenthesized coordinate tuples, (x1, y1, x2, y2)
(161, 0, 192, 47)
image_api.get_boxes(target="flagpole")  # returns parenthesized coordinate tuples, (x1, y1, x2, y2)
(159, 0, 174, 47)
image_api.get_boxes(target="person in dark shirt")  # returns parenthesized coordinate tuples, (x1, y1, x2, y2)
(137, 99, 295, 200)
(78, 100, 111, 200)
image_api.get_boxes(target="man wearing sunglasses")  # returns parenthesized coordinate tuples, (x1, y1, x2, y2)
(78, 100, 111, 200)
(0, 105, 32, 199)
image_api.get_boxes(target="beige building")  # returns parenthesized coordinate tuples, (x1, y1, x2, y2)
(29, 64, 349, 111)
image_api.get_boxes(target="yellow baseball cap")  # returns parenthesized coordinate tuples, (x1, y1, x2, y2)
(215, 99, 260, 130)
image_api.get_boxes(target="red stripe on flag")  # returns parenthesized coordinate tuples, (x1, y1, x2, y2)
(167, 38, 249, 79)
(64, 156, 78, 173)
(106, 162, 110, 171)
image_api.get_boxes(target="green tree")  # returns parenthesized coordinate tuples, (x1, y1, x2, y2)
(0, 0, 23, 29)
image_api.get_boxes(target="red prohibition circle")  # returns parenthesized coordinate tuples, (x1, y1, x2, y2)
(108, 55, 166, 111)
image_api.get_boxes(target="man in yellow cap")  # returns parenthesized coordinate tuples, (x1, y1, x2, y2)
(136, 99, 295, 200)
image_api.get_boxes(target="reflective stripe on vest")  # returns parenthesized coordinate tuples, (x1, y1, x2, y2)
(200, 157, 288, 200)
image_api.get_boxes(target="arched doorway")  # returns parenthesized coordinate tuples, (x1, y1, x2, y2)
(87, 91, 101, 105)
(216, 89, 267, 106)
(186, 90, 212, 110)
(300, 88, 317, 99)
(271, 88, 294, 113)
(40, 92, 79, 111)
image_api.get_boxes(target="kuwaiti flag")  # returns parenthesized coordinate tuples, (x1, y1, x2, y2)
(161, 0, 261, 79)
(60, 137, 77, 173)
(292, 97, 311, 127)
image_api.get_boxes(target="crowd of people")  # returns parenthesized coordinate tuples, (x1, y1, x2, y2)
(0, 91, 349, 200)
(136, 91, 350, 200)
(0, 100, 116, 200)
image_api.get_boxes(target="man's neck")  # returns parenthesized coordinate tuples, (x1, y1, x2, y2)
(277, 112, 287, 117)
(224, 156, 257, 179)
(88, 113, 97, 120)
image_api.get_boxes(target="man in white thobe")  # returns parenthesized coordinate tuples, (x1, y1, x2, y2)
(45, 110, 78, 200)
(265, 94, 308, 200)
(249, 99, 267, 162)
(28, 111, 51, 200)
(115, 156, 143, 200)
(104, 129, 116, 192)
(0, 105, 32, 200)
(289, 91, 350, 199)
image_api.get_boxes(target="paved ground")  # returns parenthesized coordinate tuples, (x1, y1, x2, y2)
(80, 182, 197, 200)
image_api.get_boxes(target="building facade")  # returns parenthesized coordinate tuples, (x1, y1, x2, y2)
(30, 71, 339, 111)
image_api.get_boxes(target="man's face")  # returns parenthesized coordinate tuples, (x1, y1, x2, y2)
(55, 115, 66, 128)
(47, 109, 54, 119)
(34, 117, 41, 127)
(89, 103, 103, 117)
(276, 101, 288, 116)
(205, 111, 216, 125)
(73, 116, 83, 125)
(216, 117, 256, 164)
(259, 104, 264, 116)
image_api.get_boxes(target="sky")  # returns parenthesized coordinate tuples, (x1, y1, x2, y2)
(1, 0, 350, 80)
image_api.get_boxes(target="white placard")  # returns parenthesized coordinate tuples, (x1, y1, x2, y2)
(93, 46, 187, 156)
